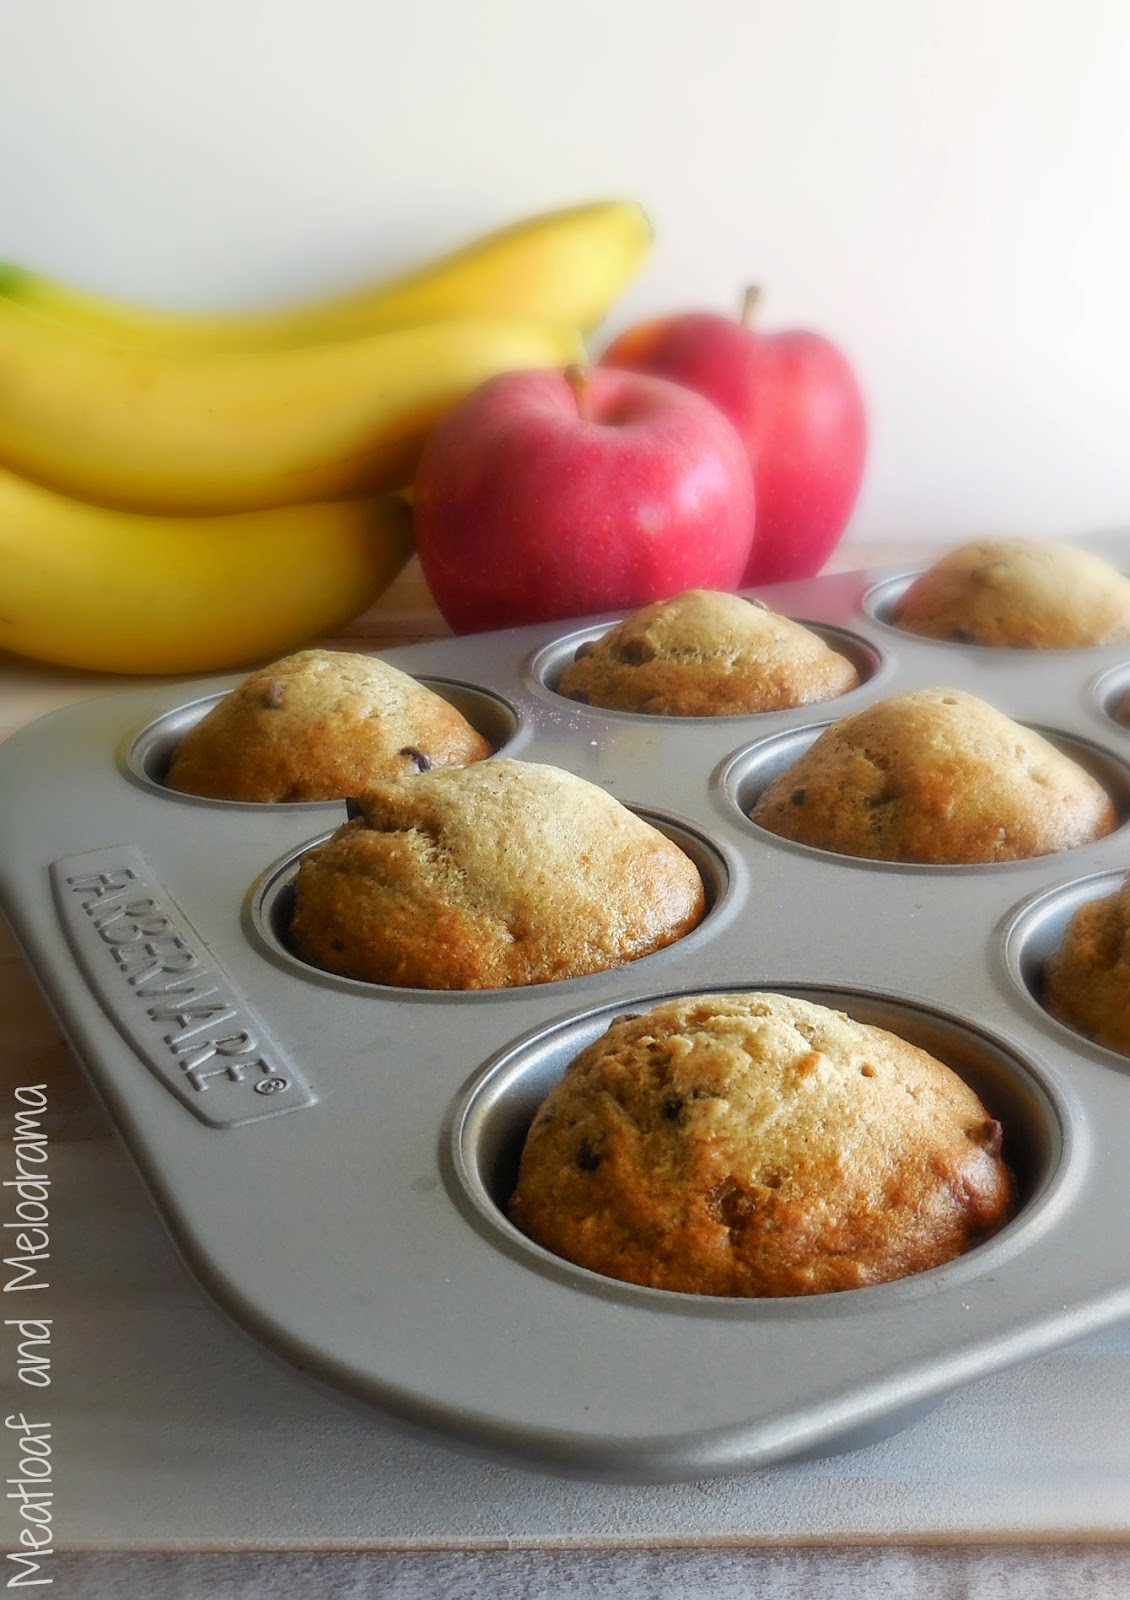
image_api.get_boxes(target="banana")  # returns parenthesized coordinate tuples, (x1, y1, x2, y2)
(0, 200, 652, 352)
(0, 465, 414, 674)
(0, 301, 584, 514)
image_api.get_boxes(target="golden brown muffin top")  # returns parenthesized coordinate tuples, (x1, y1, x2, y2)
(557, 588, 860, 715)
(508, 992, 1015, 1297)
(287, 758, 705, 989)
(750, 687, 1116, 863)
(165, 648, 491, 802)
(1043, 878, 1130, 1055)
(890, 538, 1130, 648)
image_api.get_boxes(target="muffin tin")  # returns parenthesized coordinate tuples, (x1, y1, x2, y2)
(5, 552, 1130, 1484)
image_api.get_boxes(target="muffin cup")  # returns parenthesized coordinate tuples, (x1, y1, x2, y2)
(1003, 869, 1130, 1066)
(724, 719, 1130, 867)
(1093, 661, 1130, 730)
(528, 617, 883, 716)
(446, 982, 1066, 1305)
(121, 675, 521, 807)
(245, 808, 735, 997)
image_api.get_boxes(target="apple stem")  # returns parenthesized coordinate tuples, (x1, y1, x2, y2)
(565, 363, 592, 422)
(740, 286, 762, 326)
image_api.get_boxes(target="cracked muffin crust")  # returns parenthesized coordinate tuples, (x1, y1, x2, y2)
(507, 992, 1016, 1296)
(165, 648, 491, 802)
(749, 687, 1116, 863)
(557, 588, 860, 715)
(287, 758, 706, 988)
(1043, 878, 1130, 1055)
(889, 538, 1130, 648)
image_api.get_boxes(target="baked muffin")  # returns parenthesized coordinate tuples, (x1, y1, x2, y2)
(165, 649, 491, 802)
(890, 538, 1130, 648)
(1043, 878, 1130, 1054)
(557, 588, 860, 715)
(287, 759, 705, 988)
(508, 992, 1016, 1296)
(750, 687, 1116, 863)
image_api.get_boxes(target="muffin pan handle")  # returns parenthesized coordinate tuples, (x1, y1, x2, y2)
(51, 845, 316, 1127)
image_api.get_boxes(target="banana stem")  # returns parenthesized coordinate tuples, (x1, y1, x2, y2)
(565, 363, 592, 422)
(740, 286, 762, 326)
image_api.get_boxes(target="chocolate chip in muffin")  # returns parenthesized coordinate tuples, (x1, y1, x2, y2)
(575, 1139, 603, 1172)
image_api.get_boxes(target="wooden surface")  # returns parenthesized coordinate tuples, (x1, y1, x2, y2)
(0, 545, 930, 738)
(7, 543, 1130, 1598)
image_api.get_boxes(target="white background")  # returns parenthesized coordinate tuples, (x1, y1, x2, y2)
(2, 0, 1130, 548)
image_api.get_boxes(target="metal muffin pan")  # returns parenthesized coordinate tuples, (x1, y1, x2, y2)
(5, 551, 1130, 1483)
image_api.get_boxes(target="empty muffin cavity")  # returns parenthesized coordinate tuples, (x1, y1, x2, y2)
(446, 985, 1064, 1303)
(122, 676, 518, 808)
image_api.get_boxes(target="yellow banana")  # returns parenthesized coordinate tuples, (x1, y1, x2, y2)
(0, 465, 414, 675)
(0, 200, 652, 352)
(0, 300, 584, 514)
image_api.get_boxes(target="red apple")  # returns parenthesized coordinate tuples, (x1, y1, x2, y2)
(599, 289, 866, 584)
(412, 364, 755, 633)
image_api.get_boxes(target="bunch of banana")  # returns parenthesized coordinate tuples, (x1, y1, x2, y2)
(0, 199, 652, 674)
(0, 199, 652, 350)
(0, 466, 415, 675)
